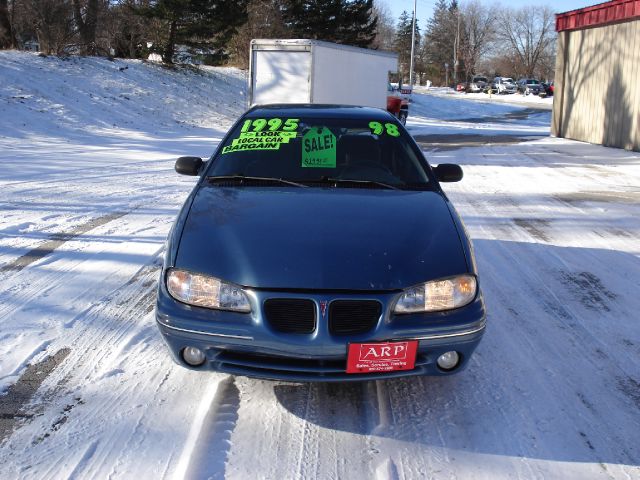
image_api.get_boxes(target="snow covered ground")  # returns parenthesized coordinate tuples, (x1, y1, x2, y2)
(1, 51, 639, 479)
(406, 88, 552, 138)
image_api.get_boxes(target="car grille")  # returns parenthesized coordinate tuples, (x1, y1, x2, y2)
(211, 349, 428, 381)
(329, 300, 382, 335)
(264, 299, 316, 334)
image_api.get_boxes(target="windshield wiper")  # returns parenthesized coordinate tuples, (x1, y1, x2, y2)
(206, 175, 307, 188)
(298, 177, 400, 190)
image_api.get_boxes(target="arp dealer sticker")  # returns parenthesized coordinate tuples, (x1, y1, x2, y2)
(346, 340, 418, 374)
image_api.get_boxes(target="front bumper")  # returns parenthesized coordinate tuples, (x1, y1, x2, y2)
(156, 282, 486, 382)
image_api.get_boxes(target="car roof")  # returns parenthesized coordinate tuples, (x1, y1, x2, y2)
(245, 104, 394, 121)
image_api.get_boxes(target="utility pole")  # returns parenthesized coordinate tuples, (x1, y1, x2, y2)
(453, 10, 460, 84)
(409, 0, 417, 87)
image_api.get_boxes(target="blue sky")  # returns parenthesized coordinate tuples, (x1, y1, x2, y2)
(383, 0, 593, 27)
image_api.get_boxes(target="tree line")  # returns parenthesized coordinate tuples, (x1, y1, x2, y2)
(0, 0, 556, 82)
(0, 0, 376, 64)
(390, 0, 556, 84)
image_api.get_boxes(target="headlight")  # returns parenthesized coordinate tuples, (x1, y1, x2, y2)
(393, 275, 477, 313)
(166, 269, 251, 312)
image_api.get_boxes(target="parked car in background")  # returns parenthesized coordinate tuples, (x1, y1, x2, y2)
(467, 76, 488, 93)
(542, 81, 554, 96)
(387, 83, 410, 125)
(483, 79, 497, 94)
(517, 78, 546, 96)
(493, 77, 517, 94)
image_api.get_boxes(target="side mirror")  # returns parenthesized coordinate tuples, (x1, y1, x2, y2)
(434, 163, 463, 182)
(175, 156, 203, 176)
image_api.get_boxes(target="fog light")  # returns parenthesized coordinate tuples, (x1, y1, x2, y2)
(437, 351, 460, 371)
(182, 346, 206, 366)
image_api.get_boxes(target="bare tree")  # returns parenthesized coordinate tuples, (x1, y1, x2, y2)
(227, 0, 288, 68)
(496, 5, 555, 78)
(21, 0, 76, 55)
(0, 0, 15, 48)
(72, 0, 101, 55)
(459, 0, 495, 78)
(102, 0, 149, 58)
(370, 0, 394, 51)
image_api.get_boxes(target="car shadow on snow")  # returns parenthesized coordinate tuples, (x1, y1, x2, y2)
(272, 240, 640, 467)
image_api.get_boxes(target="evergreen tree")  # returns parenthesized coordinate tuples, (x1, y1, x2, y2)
(394, 10, 419, 83)
(139, 0, 247, 64)
(423, 0, 456, 85)
(282, 0, 377, 48)
(339, 0, 377, 47)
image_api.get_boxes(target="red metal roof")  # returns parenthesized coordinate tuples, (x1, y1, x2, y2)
(556, 0, 640, 31)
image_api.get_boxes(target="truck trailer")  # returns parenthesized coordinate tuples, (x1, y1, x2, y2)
(248, 39, 408, 123)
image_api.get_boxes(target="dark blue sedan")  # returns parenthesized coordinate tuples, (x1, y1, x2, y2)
(156, 105, 486, 381)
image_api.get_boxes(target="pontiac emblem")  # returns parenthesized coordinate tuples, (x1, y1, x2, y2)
(319, 300, 328, 319)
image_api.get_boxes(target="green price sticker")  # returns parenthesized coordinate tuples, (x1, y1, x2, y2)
(241, 118, 299, 133)
(222, 118, 299, 154)
(302, 127, 336, 168)
(368, 121, 400, 137)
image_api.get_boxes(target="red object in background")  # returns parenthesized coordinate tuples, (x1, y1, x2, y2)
(346, 340, 418, 374)
(556, 0, 640, 32)
(456, 83, 466, 92)
(386, 96, 402, 115)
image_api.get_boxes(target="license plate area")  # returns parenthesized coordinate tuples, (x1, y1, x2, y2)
(346, 340, 418, 374)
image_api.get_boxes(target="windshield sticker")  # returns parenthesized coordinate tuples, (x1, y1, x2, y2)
(240, 118, 299, 133)
(222, 118, 299, 154)
(368, 121, 400, 137)
(301, 127, 336, 168)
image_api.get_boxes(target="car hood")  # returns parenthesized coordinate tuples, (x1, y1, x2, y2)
(174, 186, 469, 290)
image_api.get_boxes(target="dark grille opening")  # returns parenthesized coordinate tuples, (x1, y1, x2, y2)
(264, 298, 316, 334)
(212, 349, 428, 379)
(329, 300, 382, 335)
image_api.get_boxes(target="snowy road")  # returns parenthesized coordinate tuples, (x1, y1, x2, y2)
(1, 53, 639, 479)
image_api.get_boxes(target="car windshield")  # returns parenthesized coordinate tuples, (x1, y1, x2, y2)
(474, 77, 487, 82)
(503, 78, 514, 83)
(527, 80, 539, 85)
(207, 116, 431, 189)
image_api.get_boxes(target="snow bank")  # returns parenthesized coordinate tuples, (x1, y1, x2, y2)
(0, 51, 247, 394)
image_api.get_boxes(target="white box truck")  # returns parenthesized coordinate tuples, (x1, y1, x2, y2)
(248, 39, 407, 122)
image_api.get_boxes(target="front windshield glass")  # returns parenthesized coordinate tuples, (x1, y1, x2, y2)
(503, 78, 514, 83)
(527, 80, 540, 85)
(208, 116, 431, 189)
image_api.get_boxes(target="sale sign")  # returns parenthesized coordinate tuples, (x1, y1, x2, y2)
(346, 341, 418, 374)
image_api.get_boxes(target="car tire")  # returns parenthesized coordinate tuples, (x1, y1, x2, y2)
(398, 110, 408, 125)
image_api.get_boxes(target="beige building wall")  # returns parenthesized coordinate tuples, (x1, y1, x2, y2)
(552, 19, 640, 152)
